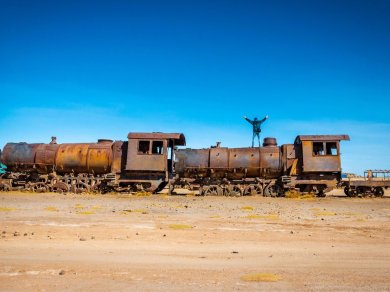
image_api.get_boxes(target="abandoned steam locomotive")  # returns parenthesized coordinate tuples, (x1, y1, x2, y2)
(0, 132, 352, 197)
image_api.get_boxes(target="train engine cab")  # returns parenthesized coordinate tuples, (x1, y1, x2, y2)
(287, 135, 350, 195)
(124, 133, 186, 192)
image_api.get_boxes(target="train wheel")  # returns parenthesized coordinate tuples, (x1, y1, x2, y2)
(30, 182, 48, 193)
(0, 183, 11, 192)
(226, 185, 242, 197)
(203, 185, 223, 196)
(344, 186, 350, 196)
(264, 184, 280, 197)
(346, 187, 358, 197)
(51, 182, 69, 194)
(184, 182, 193, 191)
(356, 187, 365, 197)
(90, 182, 101, 193)
(72, 182, 90, 194)
(374, 187, 384, 197)
(243, 184, 263, 196)
(315, 185, 326, 197)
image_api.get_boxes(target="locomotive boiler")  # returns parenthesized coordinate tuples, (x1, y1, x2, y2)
(2, 139, 114, 174)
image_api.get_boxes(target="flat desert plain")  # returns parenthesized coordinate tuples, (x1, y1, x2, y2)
(0, 190, 389, 291)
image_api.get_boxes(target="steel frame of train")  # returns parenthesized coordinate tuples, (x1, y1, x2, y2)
(0, 132, 370, 197)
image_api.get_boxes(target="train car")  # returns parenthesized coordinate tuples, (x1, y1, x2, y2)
(0, 132, 350, 196)
(173, 135, 350, 196)
(0, 133, 185, 193)
(343, 170, 389, 197)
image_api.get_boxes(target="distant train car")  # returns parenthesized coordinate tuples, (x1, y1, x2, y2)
(343, 170, 389, 197)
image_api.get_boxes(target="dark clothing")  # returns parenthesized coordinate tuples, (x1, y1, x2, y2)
(244, 116, 267, 147)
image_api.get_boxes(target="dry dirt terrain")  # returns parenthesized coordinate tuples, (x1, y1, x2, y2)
(0, 190, 389, 291)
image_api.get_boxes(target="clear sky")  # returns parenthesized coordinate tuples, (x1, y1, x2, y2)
(0, 0, 389, 174)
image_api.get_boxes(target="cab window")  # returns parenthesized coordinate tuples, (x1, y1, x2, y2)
(313, 142, 338, 156)
(326, 142, 338, 155)
(152, 141, 164, 155)
(138, 140, 150, 154)
(313, 142, 324, 155)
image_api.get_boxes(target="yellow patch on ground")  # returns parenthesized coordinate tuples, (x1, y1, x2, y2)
(342, 212, 361, 216)
(169, 224, 193, 230)
(209, 215, 221, 218)
(240, 273, 282, 282)
(241, 206, 254, 211)
(77, 211, 95, 215)
(0, 207, 15, 212)
(44, 206, 59, 212)
(314, 211, 337, 216)
(285, 190, 315, 199)
(284, 190, 301, 198)
(74, 204, 84, 209)
(134, 192, 152, 197)
(245, 214, 279, 220)
(299, 194, 316, 200)
(310, 207, 321, 211)
(122, 209, 148, 214)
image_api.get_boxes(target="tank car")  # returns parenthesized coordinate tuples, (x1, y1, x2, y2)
(173, 135, 350, 197)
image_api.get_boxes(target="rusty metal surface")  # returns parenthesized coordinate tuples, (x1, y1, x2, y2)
(228, 148, 259, 177)
(125, 139, 167, 172)
(300, 140, 341, 172)
(2, 143, 43, 171)
(111, 141, 125, 173)
(55, 143, 112, 174)
(56, 144, 89, 173)
(176, 146, 282, 179)
(87, 144, 112, 174)
(35, 144, 60, 173)
(296, 135, 350, 142)
(281, 144, 296, 173)
(127, 133, 186, 146)
(263, 137, 277, 147)
(349, 170, 390, 188)
(349, 180, 390, 187)
(209, 147, 228, 169)
(259, 146, 281, 177)
(0, 132, 351, 195)
(175, 149, 209, 173)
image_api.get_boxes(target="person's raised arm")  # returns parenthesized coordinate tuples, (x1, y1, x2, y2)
(243, 116, 253, 124)
(260, 115, 268, 123)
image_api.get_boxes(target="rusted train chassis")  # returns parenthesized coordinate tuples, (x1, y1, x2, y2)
(343, 181, 388, 198)
(0, 173, 336, 197)
(171, 177, 337, 197)
(0, 172, 157, 194)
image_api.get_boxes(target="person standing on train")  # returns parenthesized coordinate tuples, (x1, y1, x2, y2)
(243, 115, 268, 147)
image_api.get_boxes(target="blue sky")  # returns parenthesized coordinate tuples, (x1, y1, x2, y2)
(0, 0, 389, 174)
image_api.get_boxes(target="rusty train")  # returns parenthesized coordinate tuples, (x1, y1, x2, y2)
(0, 132, 363, 197)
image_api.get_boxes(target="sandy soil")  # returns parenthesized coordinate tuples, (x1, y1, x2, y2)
(0, 190, 389, 291)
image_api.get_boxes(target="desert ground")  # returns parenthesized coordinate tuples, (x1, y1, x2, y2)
(0, 189, 389, 291)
